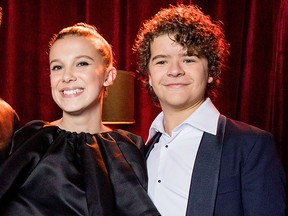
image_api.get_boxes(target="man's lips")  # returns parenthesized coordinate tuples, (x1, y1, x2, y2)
(164, 82, 189, 87)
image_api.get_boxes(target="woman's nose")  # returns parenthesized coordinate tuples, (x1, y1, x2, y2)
(62, 68, 76, 82)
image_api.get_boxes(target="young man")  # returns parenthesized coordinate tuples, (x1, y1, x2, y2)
(133, 4, 286, 216)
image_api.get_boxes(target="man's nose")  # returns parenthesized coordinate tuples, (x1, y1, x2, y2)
(167, 62, 185, 77)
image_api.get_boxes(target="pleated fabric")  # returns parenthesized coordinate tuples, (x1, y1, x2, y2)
(0, 120, 160, 216)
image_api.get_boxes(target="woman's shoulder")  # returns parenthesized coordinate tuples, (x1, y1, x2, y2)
(112, 129, 141, 139)
(111, 129, 143, 143)
(107, 129, 145, 151)
(15, 120, 47, 137)
(10, 120, 55, 153)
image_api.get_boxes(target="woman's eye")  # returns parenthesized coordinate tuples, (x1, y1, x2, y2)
(77, 61, 89, 67)
(51, 65, 62, 71)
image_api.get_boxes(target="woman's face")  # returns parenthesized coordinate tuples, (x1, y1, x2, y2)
(49, 35, 113, 115)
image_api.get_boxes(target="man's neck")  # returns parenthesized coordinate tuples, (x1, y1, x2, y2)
(162, 99, 205, 135)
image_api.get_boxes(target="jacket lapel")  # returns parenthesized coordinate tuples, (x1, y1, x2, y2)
(186, 115, 226, 216)
(145, 132, 162, 159)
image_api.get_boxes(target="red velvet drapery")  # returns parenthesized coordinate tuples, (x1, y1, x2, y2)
(0, 0, 287, 172)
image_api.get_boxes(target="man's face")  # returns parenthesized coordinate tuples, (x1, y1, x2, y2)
(148, 34, 213, 112)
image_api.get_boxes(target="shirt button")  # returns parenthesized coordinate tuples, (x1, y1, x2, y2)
(165, 145, 168, 148)
(158, 180, 161, 183)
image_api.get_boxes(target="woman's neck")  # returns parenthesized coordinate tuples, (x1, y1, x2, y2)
(51, 113, 111, 134)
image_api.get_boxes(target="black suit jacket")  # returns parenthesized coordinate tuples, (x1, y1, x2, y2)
(146, 115, 287, 216)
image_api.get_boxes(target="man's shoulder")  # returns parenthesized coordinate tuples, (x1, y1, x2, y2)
(224, 117, 273, 139)
(221, 117, 277, 158)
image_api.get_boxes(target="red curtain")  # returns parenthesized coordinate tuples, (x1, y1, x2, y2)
(0, 0, 287, 171)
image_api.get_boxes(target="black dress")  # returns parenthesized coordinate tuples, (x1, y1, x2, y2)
(0, 120, 160, 216)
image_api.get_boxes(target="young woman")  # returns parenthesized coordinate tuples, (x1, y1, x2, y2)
(0, 23, 159, 216)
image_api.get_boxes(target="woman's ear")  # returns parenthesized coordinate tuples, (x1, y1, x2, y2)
(208, 76, 213, 83)
(104, 67, 117, 87)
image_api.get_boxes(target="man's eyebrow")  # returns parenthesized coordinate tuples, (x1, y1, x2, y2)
(151, 54, 168, 61)
(181, 51, 199, 57)
(186, 50, 200, 57)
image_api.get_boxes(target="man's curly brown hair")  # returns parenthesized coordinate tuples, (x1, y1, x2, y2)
(133, 4, 230, 105)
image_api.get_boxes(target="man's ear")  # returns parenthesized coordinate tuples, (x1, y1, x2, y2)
(104, 67, 117, 87)
(148, 74, 152, 86)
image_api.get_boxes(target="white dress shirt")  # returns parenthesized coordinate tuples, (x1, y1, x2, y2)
(146, 98, 220, 216)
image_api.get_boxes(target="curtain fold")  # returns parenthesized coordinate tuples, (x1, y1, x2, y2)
(0, 0, 287, 172)
(270, 0, 288, 166)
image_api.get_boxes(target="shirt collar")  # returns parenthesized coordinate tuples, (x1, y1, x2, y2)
(147, 98, 220, 142)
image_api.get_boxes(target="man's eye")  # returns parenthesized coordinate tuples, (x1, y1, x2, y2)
(156, 60, 166, 65)
(77, 61, 89, 67)
(51, 65, 62, 71)
(183, 59, 195, 63)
